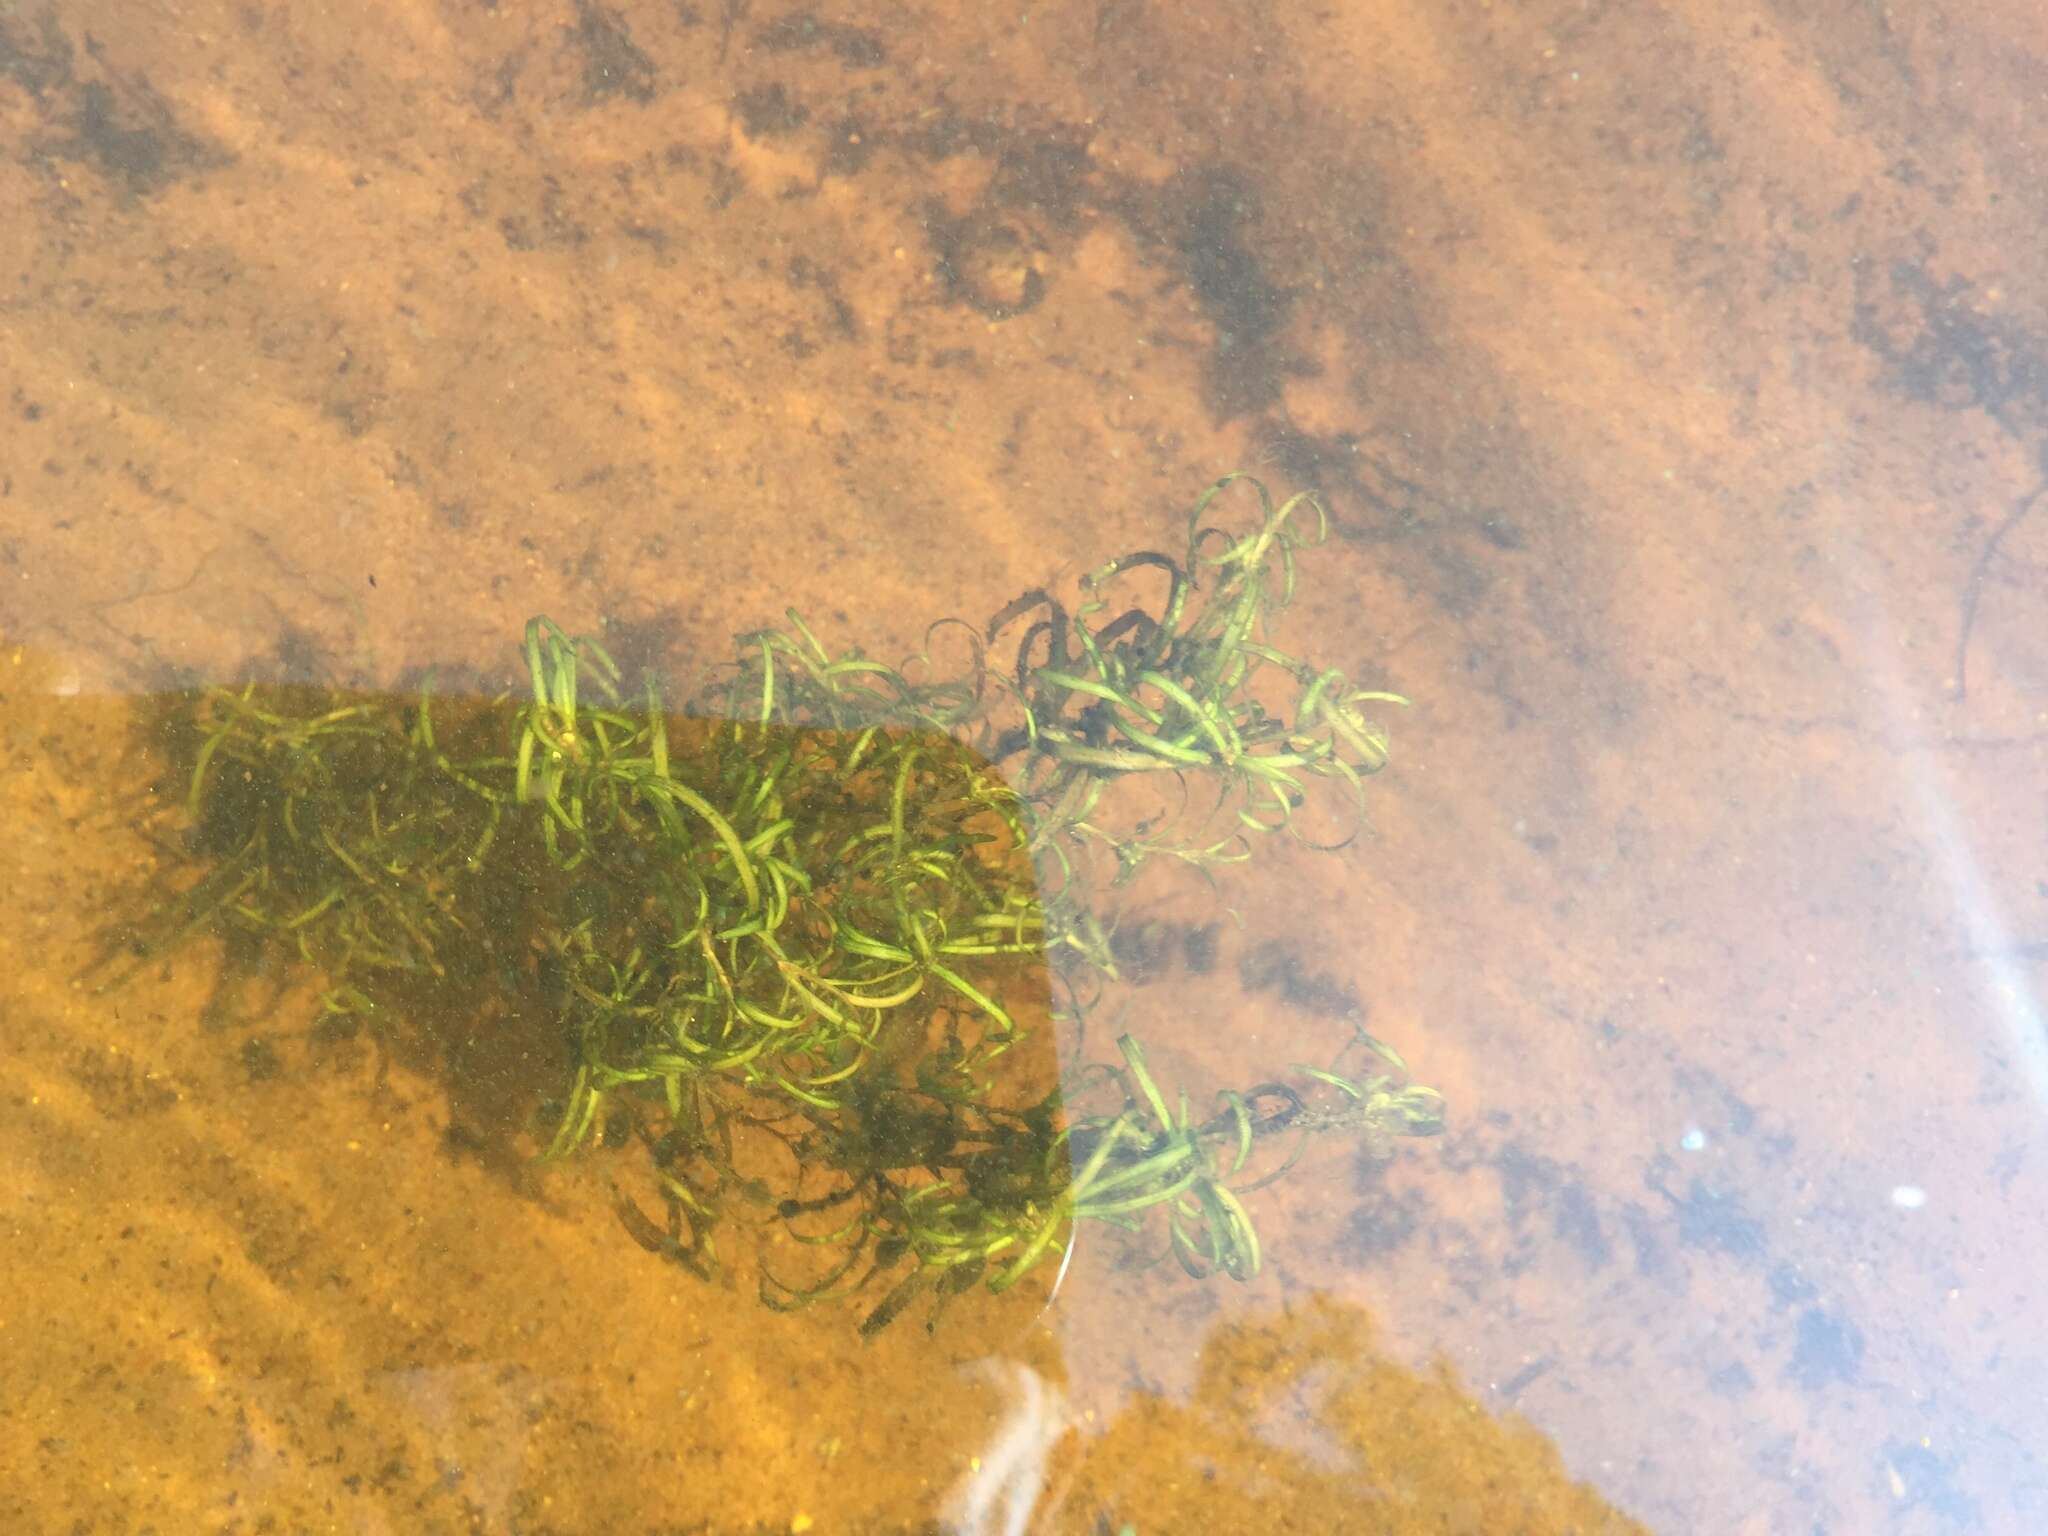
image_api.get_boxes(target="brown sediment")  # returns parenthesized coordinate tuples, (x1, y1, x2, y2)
(4, 0, 2046, 1530)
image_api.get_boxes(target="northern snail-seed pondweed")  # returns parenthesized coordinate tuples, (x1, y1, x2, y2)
(109, 474, 1444, 1335)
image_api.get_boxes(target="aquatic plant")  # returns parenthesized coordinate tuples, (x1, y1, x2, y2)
(117, 474, 1443, 1332)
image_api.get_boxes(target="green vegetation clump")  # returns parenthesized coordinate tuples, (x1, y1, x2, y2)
(120, 475, 1443, 1332)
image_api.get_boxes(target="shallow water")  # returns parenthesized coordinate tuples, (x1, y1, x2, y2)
(3, 3, 2044, 1533)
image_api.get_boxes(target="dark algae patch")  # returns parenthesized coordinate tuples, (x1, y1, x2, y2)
(1, 11, 224, 195)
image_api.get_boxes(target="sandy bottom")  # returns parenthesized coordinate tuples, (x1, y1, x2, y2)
(0, 661, 1641, 1531)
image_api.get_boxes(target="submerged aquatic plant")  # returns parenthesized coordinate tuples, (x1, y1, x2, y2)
(116, 475, 1443, 1332)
